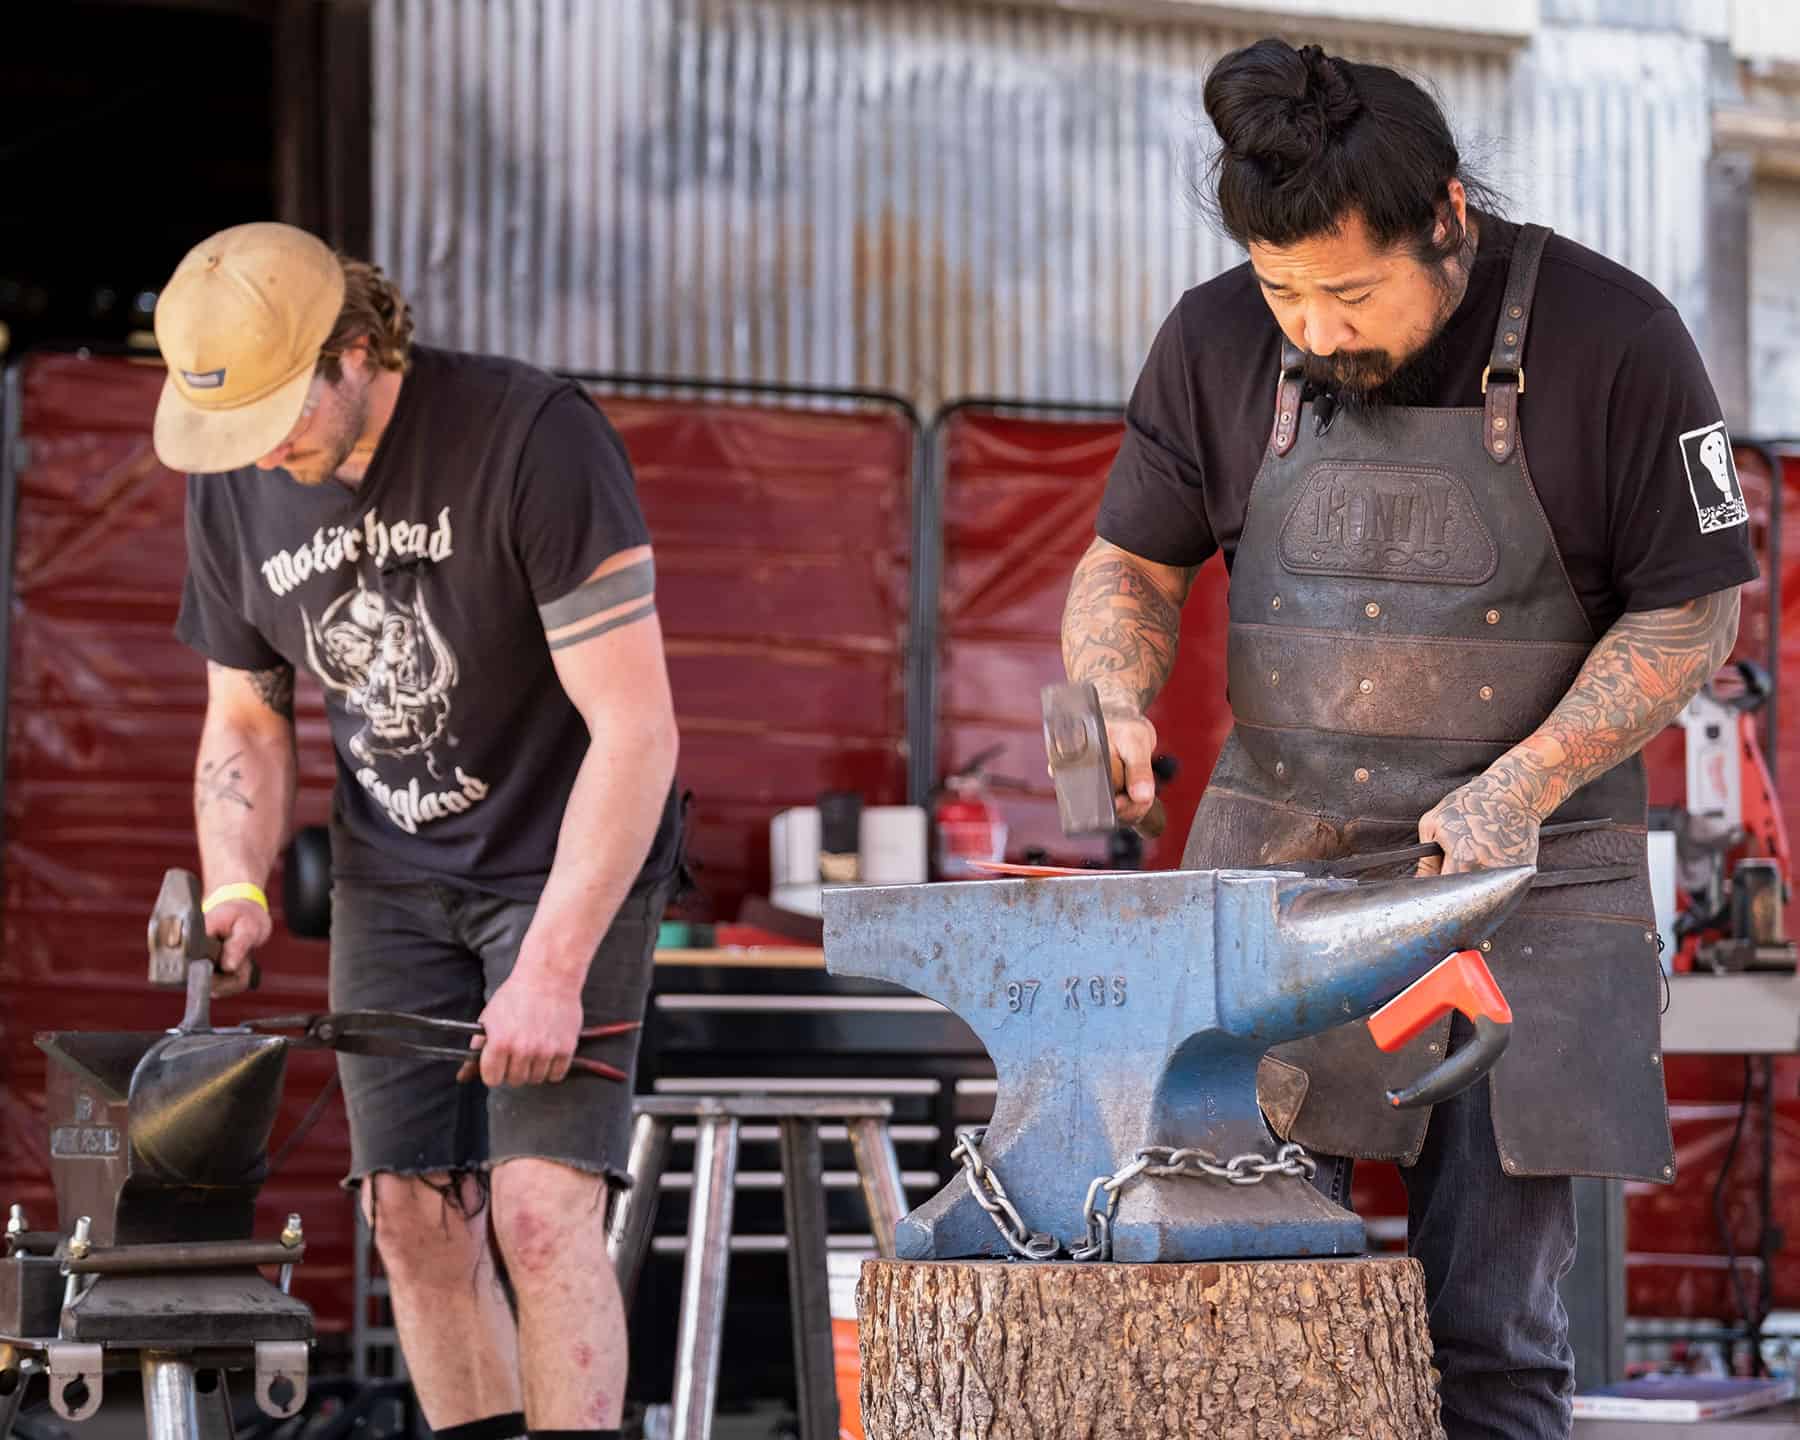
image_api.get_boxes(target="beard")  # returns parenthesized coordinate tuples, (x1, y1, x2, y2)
(283, 381, 370, 486)
(1299, 251, 1469, 411)
(1302, 324, 1455, 411)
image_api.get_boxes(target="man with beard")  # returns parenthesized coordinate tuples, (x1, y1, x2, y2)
(1060, 39, 1756, 1440)
(157, 223, 682, 1440)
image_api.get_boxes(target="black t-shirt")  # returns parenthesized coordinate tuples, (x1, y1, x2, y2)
(1096, 215, 1759, 633)
(176, 345, 681, 902)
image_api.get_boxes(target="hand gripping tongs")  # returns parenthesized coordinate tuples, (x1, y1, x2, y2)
(241, 1010, 641, 1082)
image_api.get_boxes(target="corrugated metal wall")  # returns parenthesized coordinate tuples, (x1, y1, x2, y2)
(371, 0, 1715, 408)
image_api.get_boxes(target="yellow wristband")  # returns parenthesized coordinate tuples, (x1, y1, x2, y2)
(202, 882, 269, 915)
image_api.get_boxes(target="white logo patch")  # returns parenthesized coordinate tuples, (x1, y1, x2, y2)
(1678, 420, 1748, 534)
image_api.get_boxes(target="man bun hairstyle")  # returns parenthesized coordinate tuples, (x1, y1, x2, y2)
(1202, 38, 1500, 260)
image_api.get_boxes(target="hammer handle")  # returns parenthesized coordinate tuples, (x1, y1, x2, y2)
(1133, 796, 1167, 840)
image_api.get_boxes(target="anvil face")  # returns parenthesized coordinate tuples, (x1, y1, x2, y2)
(823, 865, 1531, 1262)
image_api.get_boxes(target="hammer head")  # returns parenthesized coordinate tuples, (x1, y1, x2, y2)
(146, 869, 212, 988)
(1041, 681, 1116, 835)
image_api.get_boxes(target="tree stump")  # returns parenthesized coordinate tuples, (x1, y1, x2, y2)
(857, 1257, 1444, 1440)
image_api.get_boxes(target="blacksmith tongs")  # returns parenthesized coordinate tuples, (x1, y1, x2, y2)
(244, 1010, 640, 1082)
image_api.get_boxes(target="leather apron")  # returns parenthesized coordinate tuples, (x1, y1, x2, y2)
(1182, 225, 1675, 1183)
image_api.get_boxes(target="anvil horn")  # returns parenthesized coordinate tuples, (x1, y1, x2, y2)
(128, 1033, 288, 1185)
(1218, 864, 1536, 1040)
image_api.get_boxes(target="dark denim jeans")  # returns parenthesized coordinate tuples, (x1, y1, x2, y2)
(1313, 1016, 1578, 1440)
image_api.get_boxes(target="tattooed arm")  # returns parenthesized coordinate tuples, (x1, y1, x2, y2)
(1060, 537, 1201, 822)
(194, 660, 299, 994)
(1420, 586, 1742, 873)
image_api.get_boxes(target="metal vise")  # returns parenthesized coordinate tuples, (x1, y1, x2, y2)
(823, 864, 1533, 1263)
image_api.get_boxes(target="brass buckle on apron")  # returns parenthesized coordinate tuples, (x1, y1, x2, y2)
(1480, 364, 1524, 394)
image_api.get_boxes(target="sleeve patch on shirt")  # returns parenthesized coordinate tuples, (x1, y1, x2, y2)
(1678, 420, 1749, 534)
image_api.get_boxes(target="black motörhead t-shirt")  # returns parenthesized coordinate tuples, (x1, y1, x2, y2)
(1096, 215, 1760, 634)
(176, 345, 681, 902)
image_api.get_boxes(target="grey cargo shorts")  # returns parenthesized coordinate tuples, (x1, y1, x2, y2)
(328, 873, 671, 1193)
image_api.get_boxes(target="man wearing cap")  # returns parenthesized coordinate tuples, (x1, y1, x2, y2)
(156, 222, 682, 1440)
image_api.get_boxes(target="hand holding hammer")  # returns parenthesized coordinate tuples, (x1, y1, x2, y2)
(1042, 681, 1167, 839)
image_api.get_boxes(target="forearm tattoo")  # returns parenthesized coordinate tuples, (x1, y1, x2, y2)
(1490, 587, 1742, 821)
(1060, 543, 1194, 713)
(197, 750, 254, 812)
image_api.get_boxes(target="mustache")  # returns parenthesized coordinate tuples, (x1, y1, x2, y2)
(1301, 349, 1398, 395)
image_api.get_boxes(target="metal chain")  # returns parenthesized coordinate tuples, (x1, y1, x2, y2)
(949, 1128, 1061, 1260)
(953, 1129, 1316, 1263)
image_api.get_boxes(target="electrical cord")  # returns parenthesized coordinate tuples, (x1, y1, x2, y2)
(1711, 1057, 1760, 1375)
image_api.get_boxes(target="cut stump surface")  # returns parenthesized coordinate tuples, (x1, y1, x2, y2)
(857, 1255, 1444, 1440)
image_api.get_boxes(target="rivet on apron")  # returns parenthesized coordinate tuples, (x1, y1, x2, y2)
(1269, 669, 1280, 686)
(1485, 609, 1501, 624)
(1480, 939, 1492, 952)
(1504, 331, 1518, 346)
(1479, 685, 1494, 701)
(1493, 416, 1508, 432)
(1364, 601, 1380, 618)
(1493, 439, 1507, 454)
(1271, 594, 1282, 610)
(1643, 930, 1656, 944)
(1426, 1043, 1440, 1054)
(1509, 304, 1523, 318)
(1275, 761, 1286, 778)
(1663, 1165, 1673, 1178)
(1280, 411, 1292, 424)
(1504, 1156, 1518, 1173)
(1651, 1053, 1661, 1067)
(1353, 767, 1370, 783)
(1358, 678, 1373, 694)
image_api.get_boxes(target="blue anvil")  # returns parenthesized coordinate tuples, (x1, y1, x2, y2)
(823, 865, 1533, 1263)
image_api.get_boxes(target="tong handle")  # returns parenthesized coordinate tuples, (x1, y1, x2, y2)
(1330, 817, 1614, 877)
(1366, 949, 1514, 1110)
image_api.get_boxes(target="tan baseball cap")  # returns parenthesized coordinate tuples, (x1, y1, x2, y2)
(152, 222, 346, 474)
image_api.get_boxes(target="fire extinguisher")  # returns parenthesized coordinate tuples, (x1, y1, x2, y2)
(932, 745, 1009, 879)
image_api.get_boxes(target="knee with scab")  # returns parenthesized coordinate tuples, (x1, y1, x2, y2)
(363, 1169, 489, 1274)
(490, 1163, 605, 1278)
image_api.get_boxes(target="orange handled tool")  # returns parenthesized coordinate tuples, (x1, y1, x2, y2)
(1366, 949, 1514, 1110)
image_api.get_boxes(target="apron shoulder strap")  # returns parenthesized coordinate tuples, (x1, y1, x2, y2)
(1271, 340, 1305, 458)
(1483, 221, 1552, 465)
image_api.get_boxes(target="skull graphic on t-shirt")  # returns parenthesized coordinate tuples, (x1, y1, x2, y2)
(303, 579, 459, 776)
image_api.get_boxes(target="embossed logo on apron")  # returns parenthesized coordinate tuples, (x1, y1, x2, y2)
(1277, 462, 1497, 584)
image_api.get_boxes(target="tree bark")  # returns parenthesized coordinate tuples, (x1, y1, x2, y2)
(857, 1256, 1444, 1440)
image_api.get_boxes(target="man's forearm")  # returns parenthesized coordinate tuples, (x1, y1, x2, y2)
(1060, 538, 1196, 713)
(195, 717, 298, 891)
(519, 720, 678, 986)
(1481, 587, 1741, 823)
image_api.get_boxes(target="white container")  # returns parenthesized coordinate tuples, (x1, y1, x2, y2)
(771, 807, 824, 889)
(771, 805, 929, 891)
(858, 806, 929, 886)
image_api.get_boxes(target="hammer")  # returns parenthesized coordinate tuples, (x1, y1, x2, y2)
(1041, 681, 1166, 839)
(146, 867, 258, 1033)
